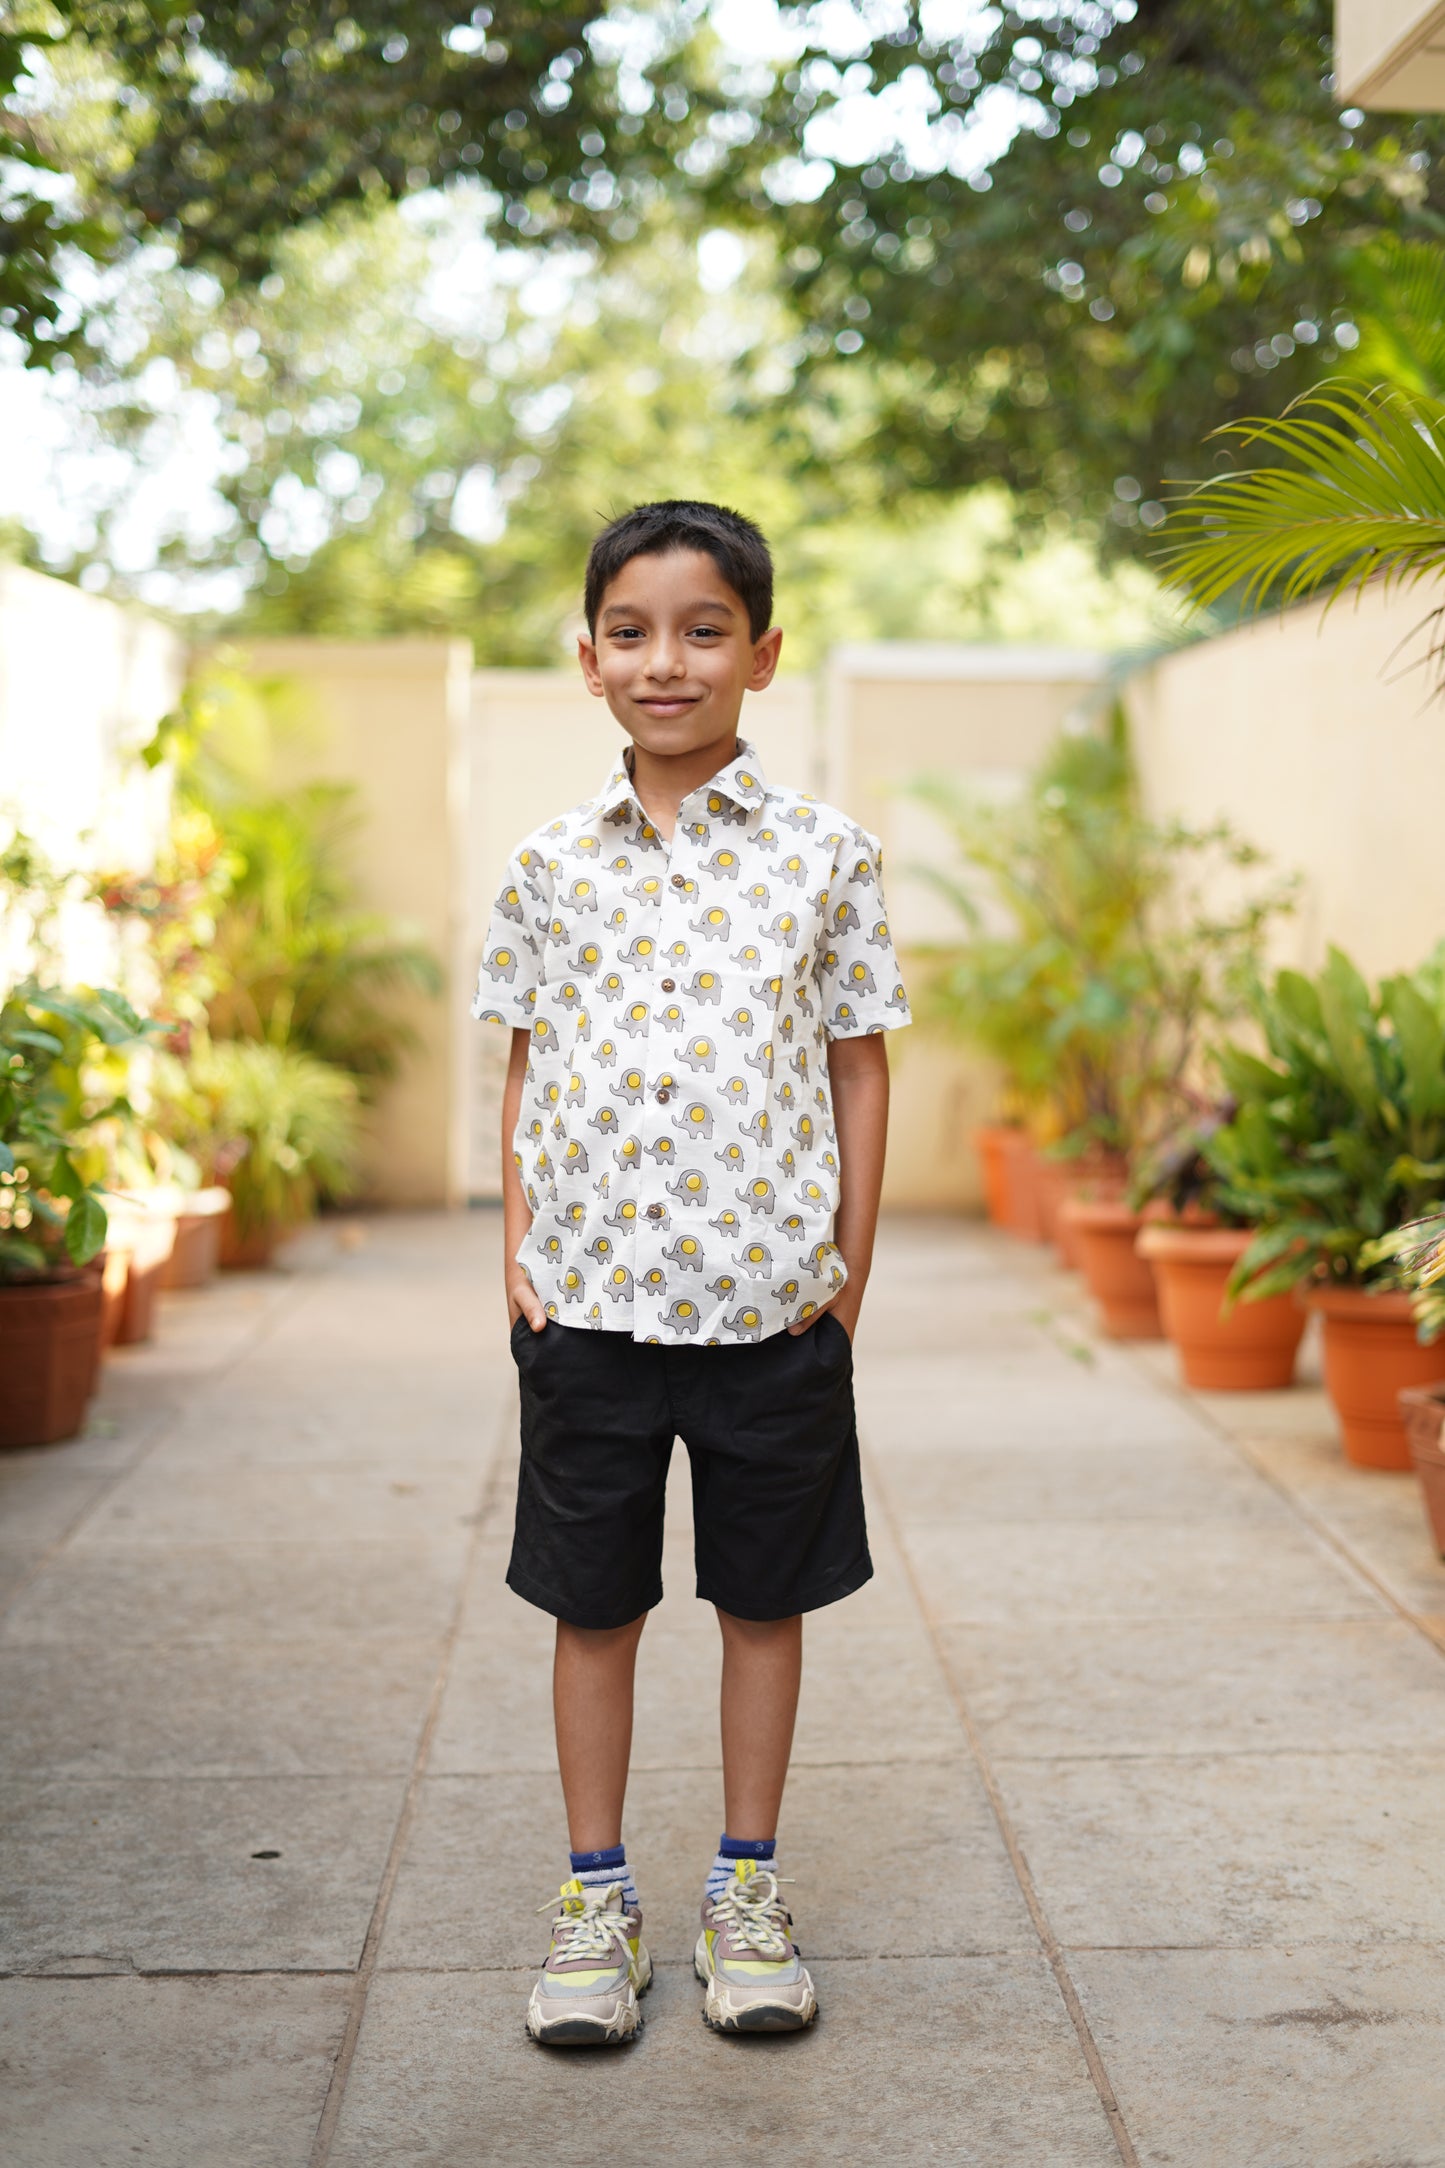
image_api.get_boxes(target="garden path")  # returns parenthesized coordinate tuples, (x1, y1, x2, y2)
(4, 1210, 1445, 2166)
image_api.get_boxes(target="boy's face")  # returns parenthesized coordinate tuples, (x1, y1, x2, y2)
(578, 547, 782, 758)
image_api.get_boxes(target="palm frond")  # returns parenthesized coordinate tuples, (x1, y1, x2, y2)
(1156, 381, 1445, 622)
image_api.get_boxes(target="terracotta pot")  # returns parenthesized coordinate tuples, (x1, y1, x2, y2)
(219, 1205, 279, 1271)
(160, 1187, 231, 1290)
(100, 1197, 177, 1346)
(998, 1129, 1046, 1241)
(1052, 1154, 1129, 1269)
(100, 1244, 132, 1346)
(1304, 1285, 1445, 1472)
(1137, 1223, 1306, 1391)
(1034, 1153, 1069, 1254)
(972, 1125, 1016, 1229)
(1062, 1197, 1162, 1339)
(1399, 1382, 1445, 1557)
(0, 1273, 106, 1448)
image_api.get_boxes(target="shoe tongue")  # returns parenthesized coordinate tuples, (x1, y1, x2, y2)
(733, 1858, 759, 1885)
(560, 1875, 624, 1916)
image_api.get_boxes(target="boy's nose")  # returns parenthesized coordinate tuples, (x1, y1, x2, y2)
(643, 640, 686, 680)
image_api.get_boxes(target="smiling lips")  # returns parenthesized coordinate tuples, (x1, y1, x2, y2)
(636, 694, 701, 716)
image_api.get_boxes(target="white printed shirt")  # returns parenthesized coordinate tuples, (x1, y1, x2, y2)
(473, 737, 910, 1343)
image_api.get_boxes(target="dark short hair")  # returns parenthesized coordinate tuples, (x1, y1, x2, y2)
(584, 500, 774, 640)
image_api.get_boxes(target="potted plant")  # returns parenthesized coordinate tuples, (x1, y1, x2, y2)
(0, 981, 161, 1446)
(914, 722, 1292, 1306)
(1207, 949, 1445, 1468)
(156, 1040, 362, 1268)
(1132, 1108, 1308, 1390)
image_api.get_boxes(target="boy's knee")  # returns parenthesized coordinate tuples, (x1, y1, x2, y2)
(714, 1606, 802, 1641)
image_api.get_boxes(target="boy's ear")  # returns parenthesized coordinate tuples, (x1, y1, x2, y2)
(748, 628, 783, 693)
(577, 632, 606, 698)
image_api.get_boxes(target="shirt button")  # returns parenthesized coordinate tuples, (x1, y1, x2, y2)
(656, 1089, 671, 1104)
(660, 978, 676, 992)
(646, 1204, 664, 1220)
(670, 873, 686, 888)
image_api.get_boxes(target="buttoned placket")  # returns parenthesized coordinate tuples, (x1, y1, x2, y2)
(629, 784, 709, 1339)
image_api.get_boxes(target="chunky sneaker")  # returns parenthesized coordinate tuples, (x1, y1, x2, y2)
(695, 1859, 818, 2034)
(526, 1878, 651, 2046)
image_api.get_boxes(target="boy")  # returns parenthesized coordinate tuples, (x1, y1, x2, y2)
(473, 500, 910, 2044)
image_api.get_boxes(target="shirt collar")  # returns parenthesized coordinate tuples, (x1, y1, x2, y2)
(595, 737, 769, 822)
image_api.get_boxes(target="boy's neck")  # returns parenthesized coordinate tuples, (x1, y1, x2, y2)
(626, 728, 739, 842)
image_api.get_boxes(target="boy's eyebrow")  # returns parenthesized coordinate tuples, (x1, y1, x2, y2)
(599, 593, 740, 625)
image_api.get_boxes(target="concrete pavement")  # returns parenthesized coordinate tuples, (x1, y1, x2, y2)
(3, 1210, 1445, 2166)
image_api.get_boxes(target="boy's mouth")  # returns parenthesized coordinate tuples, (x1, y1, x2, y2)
(635, 695, 701, 718)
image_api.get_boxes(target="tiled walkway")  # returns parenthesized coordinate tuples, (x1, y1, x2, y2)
(4, 1211, 1445, 2166)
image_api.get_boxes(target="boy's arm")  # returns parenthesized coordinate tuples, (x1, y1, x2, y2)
(502, 1027, 547, 1332)
(792, 1033, 890, 1342)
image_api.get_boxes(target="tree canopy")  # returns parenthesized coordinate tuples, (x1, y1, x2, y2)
(6, 0, 1444, 596)
(743, 0, 1445, 532)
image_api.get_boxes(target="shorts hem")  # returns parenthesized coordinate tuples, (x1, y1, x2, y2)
(694, 1548, 874, 1623)
(506, 1562, 663, 1632)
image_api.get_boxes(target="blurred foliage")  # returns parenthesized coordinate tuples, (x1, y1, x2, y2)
(915, 711, 1293, 1158)
(1157, 381, 1445, 688)
(1205, 948, 1445, 1323)
(0, 0, 707, 362)
(744, 0, 1445, 538)
(0, 976, 162, 1277)
(68, 203, 1179, 660)
(93, 804, 235, 1050)
(151, 1037, 361, 1239)
(12, 0, 1445, 578)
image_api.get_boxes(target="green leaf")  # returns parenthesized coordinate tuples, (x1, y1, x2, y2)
(1318, 949, 1379, 1116)
(1214, 1045, 1285, 1102)
(1158, 384, 1445, 646)
(0, 1139, 12, 1175)
(46, 1152, 82, 1203)
(1224, 1219, 1322, 1304)
(6, 1028, 64, 1056)
(1384, 974, 1445, 1123)
(63, 1191, 107, 1266)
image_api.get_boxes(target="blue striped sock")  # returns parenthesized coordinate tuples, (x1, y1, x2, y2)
(705, 1833, 776, 1905)
(569, 1842, 638, 1911)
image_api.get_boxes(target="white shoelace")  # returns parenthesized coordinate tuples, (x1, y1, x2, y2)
(707, 1868, 794, 1960)
(536, 1882, 633, 1964)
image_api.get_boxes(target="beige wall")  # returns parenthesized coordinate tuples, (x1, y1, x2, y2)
(230, 638, 473, 1209)
(1336, 0, 1445, 107)
(0, 567, 183, 987)
(825, 644, 1110, 1212)
(1126, 584, 1445, 983)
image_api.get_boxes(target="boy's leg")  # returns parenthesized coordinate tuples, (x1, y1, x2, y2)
(554, 1612, 648, 1850)
(716, 1608, 802, 1837)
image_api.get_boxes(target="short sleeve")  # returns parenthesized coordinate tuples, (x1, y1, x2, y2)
(471, 848, 548, 1027)
(818, 828, 912, 1040)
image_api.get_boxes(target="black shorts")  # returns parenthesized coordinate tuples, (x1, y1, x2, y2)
(506, 1314, 872, 1629)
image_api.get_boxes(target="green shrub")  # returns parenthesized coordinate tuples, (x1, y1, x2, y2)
(1206, 947, 1445, 1307)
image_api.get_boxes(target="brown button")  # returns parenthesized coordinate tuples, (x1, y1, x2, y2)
(670, 873, 686, 888)
(660, 978, 676, 992)
(646, 1203, 664, 1220)
(656, 1089, 671, 1104)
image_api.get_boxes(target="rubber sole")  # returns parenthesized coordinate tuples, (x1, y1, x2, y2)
(526, 1945, 652, 2047)
(693, 1932, 817, 2034)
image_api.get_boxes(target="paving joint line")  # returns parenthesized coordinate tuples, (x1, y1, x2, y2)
(863, 1436, 1141, 2168)
(1112, 1333, 1445, 1671)
(306, 1381, 517, 2168)
(0, 1267, 322, 1629)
